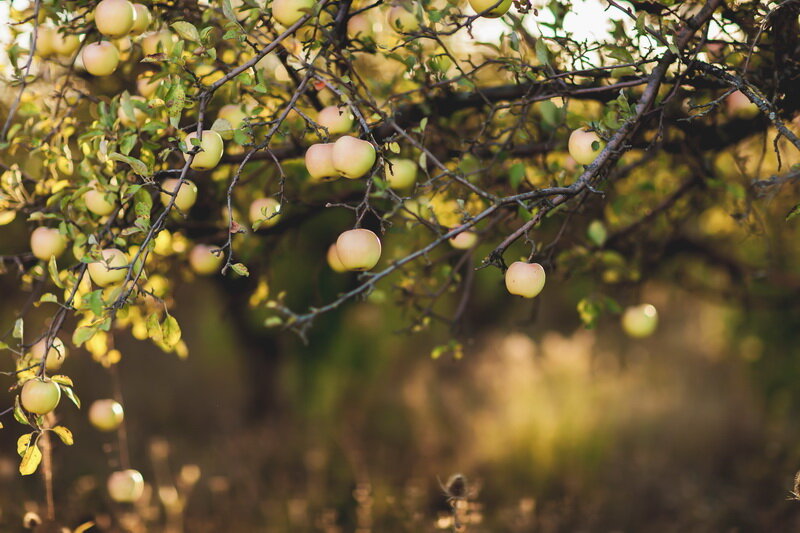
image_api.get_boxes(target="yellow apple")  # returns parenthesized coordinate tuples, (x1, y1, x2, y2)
(117, 95, 147, 128)
(332, 136, 376, 179)
(387, 5, 419, 32)
(112, 36, 133, 60)
(31, 227, 67, 261)
(568, 128, 604, 166)
(107, 469, 145, 503)
(189, 244, 223, 275)
(20, 378, 61, 415)
(29, 336, 68, 371)
(84, 187, 117, 216)
(621, 304, 658, 338)
(159, 179, 197, 212)
(272, 0, 314, 27)
(129, 3, 152, 35)
(305, 143, 338, 181)
(726, 90, 759, 119)
(184, 130, 224, 170)
(81, 41, 120, 76)
(89, 399, 125, 431)
(137, 73, 161, 98)
(468, 0, 512, 17)
(347, 14, 374, 39)
(218, 104, 248, 129)
(384, 158, 418, 189)
(35, 26, 56, 58)
(336, 229, 382, 271)
(141, 30, 176, 56)
(249, 198, 281, 227)
(449, 231, 477, 249)
(87, 248, 129, 287)
(52, 30, 81, 56)
(94, 0, 136, 38)
(505, 261, 546, 298)
(326, 243, 347, 272)
(317, 105, 353, 135)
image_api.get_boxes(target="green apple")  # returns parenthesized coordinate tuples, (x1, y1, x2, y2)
(31, 227, 67, 261)
(89, 399, 125, 431)
(568, 128, 604, 166)
(141, 30, 176, 56)
(129, 3, 152, 35)
(94, 0, 136, 38)
(468, 0, 512, 17)
(449, 231, 477, 249)
(30, 336, 68, 372)
(505, 261, 546, 298)
(332, 136, 376, 179)
(87, 248, 129, 287)
(218, 104, 248, 129)
(35, 26, 56, 58)
(336, 229, 382, 271)
(305, 143, 338, 181)
(160, 179, 197, 212)
(272, 0, 314, 27)
(317, 105, 353, 135)
(249, 198, 281, 227)
(107, 469, 145, 503)
(81, 41, 120, 76)
(384, 158, 418, 189)
(20, 378, 61, 415)
(184, 130, 224, 170)
(326, 244, 347, 272)
(84, 187, 117, 216)
(387, 5, 419, 32)
(189, 244, 222, 275)
(621, 304, 658, 338)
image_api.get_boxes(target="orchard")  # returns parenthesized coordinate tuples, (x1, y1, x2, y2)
(2, 0, 800, 530)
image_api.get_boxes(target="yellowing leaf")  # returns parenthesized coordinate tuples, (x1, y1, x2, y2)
(50, 375, 73, 387)
(51, 426, 74, 445)
(19, 440, 42, 475)
(17, 433, 32, 456)
(161, 314, 181, 350)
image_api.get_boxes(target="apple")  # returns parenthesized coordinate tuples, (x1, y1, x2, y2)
(195, 64, 224, 86)
(141, 30, 176, 56)
(347, 14, 374, 39)
(20, 378, 61, 415)
(89, 399, 125, 431)
(218, 104, 248, 129)
(112, 36, 133, 60)
(52, 30, 81, 56)
(137, 73, 161, 98)
(317, 105, 353, 135)
(587, 220, 607, 246)
(81, 41, 120, 76)
(129, 3, 152, 35)
(332, 136, 376, 179)
(468, 0, 512, 17)
(621, 304, 658, 338)
(326, 244, 347, 272)
(35, 26, 56, 58)
(117, 95, 147, 128)
(568, 128, 604, 166)
(107, 469, 145, 503)
(387, 5, 419, 33)
(249, 198, 281, 227)
(189, 244, 223, 275)
(94, 0, 136, 38)
(726, 90, 759, 119)
(305, 143, 338, 181)
(505, 261, 546, 298)
(87, 248, 129, 287)
(272, 0, 314, 27)
(184, 130, 224, 170)
(31, 227, 67, 261)
(84, 187, 117, 216)
(29, 336, 68, 371)
(159, 179, 197, 212)
(336, 229, 381, 271)
(449, 231, 477, 249)
(384, 158, 417, 189)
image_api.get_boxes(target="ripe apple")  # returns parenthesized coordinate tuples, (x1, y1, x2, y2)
(326, 244, 347, 272)
(184, 130, 224, 170)
(31, 227, 67, 261)
(505, 261, 546, 298)
(52, 30, 81, 56)
(129, 3, 152, 35)
(449, 231, 477, 249)
(112, 36, 133, 60)
(568, 128, 604, 166)
(30, 336, 68, 372)
(305, 143, 338, 181)
(317, 105, 353, 135)
(35, 26, 56, 58)
(347, 14, 374, 39)
(468, 0, 512, 17)
(336, 229, 382, 271)
(20, 378, 61, 415)
(387, 5, 419, 32)
(332, 136, 376, 179)
(726, 90, 759, 119)
(89, 399, 125, 431)
(218, 104, 248, 129)
(249, 198, 281, 227)
(384, 158, 418, 189)
(189, 244, 223, 275)
(621, 304, 658, 338)
(159, 179, 197, 212)
(84, 188, 117, 216)
(94, 0, 136, 38)
(137, 73, 161, 98)
(107, 469, 145, 503)
(141, 30, 176, 56)
(117, 95, 147, 128)
(81, 41, 120, 76)
(87, 248, 129, 287)
(272, 0, 314, 27)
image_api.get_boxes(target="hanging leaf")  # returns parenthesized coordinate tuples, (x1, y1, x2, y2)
(51, 426, 74, 446)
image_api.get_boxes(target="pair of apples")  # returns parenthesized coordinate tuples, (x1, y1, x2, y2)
(32, 232, 129, 288)
(81, 0, 152, 76)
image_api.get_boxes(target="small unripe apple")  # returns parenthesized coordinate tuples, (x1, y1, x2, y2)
(326, 244, 347, 272)
(84, 188, 117, 216)
(332, 136, 376, 179)
(317, 105, 353, 135)
(305, 143, 338, 181)
(129, 3, 152, 35)
(35, 26, 56, 58)
(568, 128, 604, 166)
(81, 41, 120, 76)
(249, 198, 281, 227)
(88, 248, 128, 287)
(20, 378, 61, 415)
(107, 469, 145, 503)
(94, 0, 136, 38)
(159, 179, 197, 212)
(218, 104, 248, 129)
(726, 90, 759, 119)
(117, 95, 147, 128)
(505, 261, 546, 298)
(52, 30, 81, 56)
(89, 399, 125, 431)
(336, 229, 382, 271)
(387, 5, 419, 32)
(449, 231, 477, 249)
(621, 304, 658, 338)
(272, 0, 315, 27)
(30, 336, 68, 372)
(31, 227, 67, 261)
(184, 130, 224, 170)
(468, 0, 512, 17)
(347, 14, 374, 39)
(137, 73, 161, 98)
(587, 219, 607, 246)
(384, 158, 418, 189)
(141, 30, 176, 56)
(189, 244, 223, 275)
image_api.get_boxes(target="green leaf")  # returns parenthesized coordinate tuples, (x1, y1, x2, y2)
(51, 425, 74, 446)
(14, 396, 27, 425)
(48, 255, 64, 288)
(161, 314, 181, 350)
(509, 163, 526, 190)
(109, 152, 150, 177)
(171, 21, 200, 42)
(19, 438, 42, 475)
(146, 313, 163, 343)
(61, 385, 81, 409)
(230, 262, 249, 277)
(577, 297, 601, 329)
(72, 325, 97, 347)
